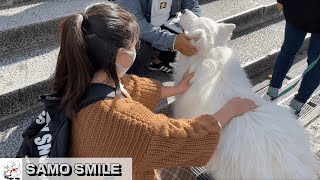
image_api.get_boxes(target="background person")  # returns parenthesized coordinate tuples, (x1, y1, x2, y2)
(117, 0, 201, 75)
(267, 0, 320, 113)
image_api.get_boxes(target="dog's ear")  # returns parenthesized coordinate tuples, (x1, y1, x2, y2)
(190, 29, 205, 41)
(219, 23, 236, 40)
(214, 23, 236, 46)
(189, 29, 211, 47)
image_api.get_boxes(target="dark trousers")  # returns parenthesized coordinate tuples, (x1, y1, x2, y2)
(270, 23, 320, 103)
(128, 26, 177, 76)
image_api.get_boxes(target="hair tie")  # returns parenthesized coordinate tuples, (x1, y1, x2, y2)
(79, 12, 89, 28)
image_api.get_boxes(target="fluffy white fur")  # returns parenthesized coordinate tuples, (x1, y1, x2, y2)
(174, 9, 317, 179)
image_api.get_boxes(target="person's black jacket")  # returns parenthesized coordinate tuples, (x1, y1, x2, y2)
(277, 0, 320, 33)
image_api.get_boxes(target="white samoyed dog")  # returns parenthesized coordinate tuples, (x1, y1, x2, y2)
(174, 9, 317, 179)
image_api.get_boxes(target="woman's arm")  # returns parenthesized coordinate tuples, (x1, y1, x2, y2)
(160, 72, 194, 98)
(121, 75, 162, 111)
(112, 100, 222, 170)
(121, 73, 194, 109)
(111, 98, 256, 170)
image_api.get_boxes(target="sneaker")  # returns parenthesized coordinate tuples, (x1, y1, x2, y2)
(149, 62, 173, 73)
(267, 86, 279, 98)
(263, 93, 276, 101)
(288, 98, 304, 114)
(284, 105, 299, 115)
(169, 62, 177, 68)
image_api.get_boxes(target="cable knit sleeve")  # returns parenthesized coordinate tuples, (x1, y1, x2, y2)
(113, 99, 221, 170)
(121, 75, 162, 111)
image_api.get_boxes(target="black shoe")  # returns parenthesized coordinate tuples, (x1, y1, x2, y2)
(149, 62, 173, 73)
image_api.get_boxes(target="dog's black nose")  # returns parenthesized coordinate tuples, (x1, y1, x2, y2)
(181, 9, 186, 14)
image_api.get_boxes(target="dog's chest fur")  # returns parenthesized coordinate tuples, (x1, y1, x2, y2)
(174, 46, 262, 118)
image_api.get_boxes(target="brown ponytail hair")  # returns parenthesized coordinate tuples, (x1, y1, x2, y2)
(50, 2, 139, 118)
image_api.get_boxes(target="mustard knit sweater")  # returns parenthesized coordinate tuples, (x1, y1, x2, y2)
(71, 75, 221, 180)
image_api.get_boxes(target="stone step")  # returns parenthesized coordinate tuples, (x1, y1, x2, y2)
(0, 0, 280, 56)
(305, 111, 320, 174)
(0, 42, 57, 118)
(0, 0, 107, 55)
(0, 103, 41, 157)
(0, 42, 58, 96)
(201, 0, 280, 33)
(0, 0, 39, 8)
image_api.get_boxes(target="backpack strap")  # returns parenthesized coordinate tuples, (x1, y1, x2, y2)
(39, 83, 116, 113)
(77, 83, 116, 111)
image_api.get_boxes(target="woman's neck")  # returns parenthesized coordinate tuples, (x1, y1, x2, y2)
(91, 70, 117, 87)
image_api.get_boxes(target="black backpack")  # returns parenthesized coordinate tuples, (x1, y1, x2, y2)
(16, 84, 116, 158)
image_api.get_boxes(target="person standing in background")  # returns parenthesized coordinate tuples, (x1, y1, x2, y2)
(266, 0, 320, 113)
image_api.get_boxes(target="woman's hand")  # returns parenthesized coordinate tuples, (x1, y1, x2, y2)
(160, 71, 194, 98)
(225, 97, 257, 117)
(176, 71, 195, 95)
(212, 97, 257, 128)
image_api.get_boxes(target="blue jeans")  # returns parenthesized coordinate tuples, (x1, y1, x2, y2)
(270, 23, 320, 103)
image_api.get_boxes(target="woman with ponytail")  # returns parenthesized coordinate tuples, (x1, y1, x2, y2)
(52, 2, 256, 179)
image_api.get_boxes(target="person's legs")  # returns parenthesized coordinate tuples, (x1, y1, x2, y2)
(149, 49, 176, 73)
(149, 26, 177, 73)
(127, 40, 156, 76)
(290, 33, 320, 111)
(158, 25, 177, 64)
(158, 50, 176, 64)
(268, 23, 307, 97)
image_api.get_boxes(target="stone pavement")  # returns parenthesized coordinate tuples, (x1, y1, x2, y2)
(306, 111, 320, 161)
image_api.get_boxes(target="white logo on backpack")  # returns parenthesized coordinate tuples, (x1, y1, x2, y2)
(34, 111, 52, 157)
